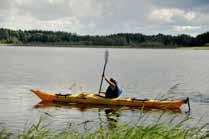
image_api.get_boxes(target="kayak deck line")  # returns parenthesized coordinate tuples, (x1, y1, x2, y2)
(31, 88, 190, 110)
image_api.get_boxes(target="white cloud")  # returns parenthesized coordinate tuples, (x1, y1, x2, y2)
(194, 12, 209, 26)
(0, 0, 208, 35)
(148, 8, 196, 23)
(174, 25, 201, 32)
(15, 0, 104, 21)
(0, 14, 82, 33)
(71, 0, 103, 17)
(0, 0, 12, 10)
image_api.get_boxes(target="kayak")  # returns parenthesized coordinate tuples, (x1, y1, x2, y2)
(31, 88, 190, 110)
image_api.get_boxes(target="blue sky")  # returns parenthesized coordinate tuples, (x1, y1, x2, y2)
(0, 0, 208, 36)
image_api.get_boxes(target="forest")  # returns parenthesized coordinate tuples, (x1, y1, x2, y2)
(0, 28, 208, 48)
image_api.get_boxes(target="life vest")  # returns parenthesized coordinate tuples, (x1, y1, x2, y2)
(105, 85, 122, 98)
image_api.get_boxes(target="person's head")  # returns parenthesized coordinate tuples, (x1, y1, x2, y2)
(110, 78, 117, 85)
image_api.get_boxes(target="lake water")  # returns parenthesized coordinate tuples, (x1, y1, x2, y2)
(0, 46, 209, 132)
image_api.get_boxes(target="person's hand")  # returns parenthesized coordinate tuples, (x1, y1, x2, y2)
(104, 76, 108, 81)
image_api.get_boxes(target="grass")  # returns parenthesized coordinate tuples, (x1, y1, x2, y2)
(1, 115, 209, 139)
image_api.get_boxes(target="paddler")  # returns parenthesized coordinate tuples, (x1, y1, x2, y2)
(102, 74, 122, 98)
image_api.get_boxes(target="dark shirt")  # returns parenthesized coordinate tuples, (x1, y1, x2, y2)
(105, 85, 122, 98)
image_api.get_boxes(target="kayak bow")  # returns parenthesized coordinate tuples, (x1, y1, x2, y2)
(31, 88, 189, 110)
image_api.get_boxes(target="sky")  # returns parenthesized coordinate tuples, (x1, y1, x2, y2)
(0, 0, 209, 36)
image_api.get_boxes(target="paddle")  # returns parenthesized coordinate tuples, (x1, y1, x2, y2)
(98, 50, 109, 95)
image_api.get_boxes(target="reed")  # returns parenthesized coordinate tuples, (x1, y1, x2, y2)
(0, 116, 209, 139)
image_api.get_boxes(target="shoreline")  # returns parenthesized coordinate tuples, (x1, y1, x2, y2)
(177, 46, 209, 50)
(1, 43, 209, 50)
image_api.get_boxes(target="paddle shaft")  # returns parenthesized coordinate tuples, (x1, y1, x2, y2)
(98, 60, 108, 94)
(98, 51, 109, 94)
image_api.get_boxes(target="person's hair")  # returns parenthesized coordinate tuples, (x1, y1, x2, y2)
(110, 78, 117, 84)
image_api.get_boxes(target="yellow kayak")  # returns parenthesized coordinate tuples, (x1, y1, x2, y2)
(31, 88, 190, 110)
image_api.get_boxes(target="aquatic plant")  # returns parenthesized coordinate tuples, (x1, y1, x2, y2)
(1, 116, 209, 139)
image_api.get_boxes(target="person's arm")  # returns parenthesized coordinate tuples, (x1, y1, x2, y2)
(104, 76, 116, 87)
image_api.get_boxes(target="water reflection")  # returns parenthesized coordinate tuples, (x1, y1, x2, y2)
(32, 101, 185, 131)
(34, 101, 125, 112)
(34, 101, 124, 130)
(33, 101, 182, 113)
(104, 108, 120, 128)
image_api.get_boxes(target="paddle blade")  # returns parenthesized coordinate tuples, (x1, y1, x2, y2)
(105, 50, 109, 63)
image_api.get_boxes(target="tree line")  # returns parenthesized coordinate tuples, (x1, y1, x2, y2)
(0, 28, 208, 48)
